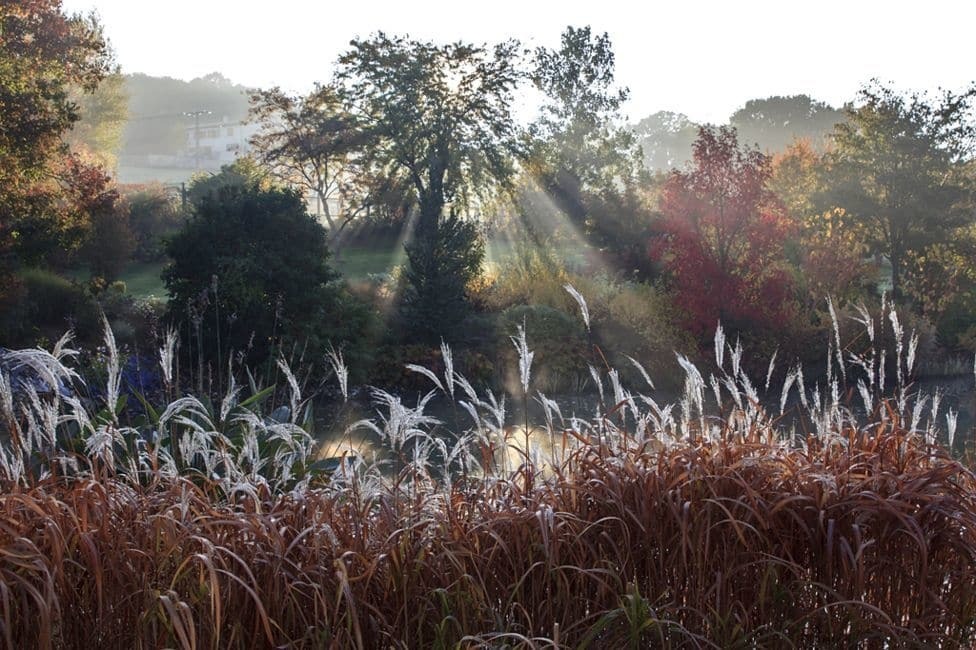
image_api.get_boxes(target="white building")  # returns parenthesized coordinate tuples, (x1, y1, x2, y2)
(184, 117, 260, 167)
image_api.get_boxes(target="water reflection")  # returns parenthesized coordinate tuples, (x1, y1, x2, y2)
(315, 432, 377, 462)
(312, 372, 976, 478)
(313, 394, 600, 478)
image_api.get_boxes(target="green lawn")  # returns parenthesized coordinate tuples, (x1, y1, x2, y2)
(333, 246, 400, 281)
(66, 261, 168, 300)
(120, 261, 167, 299)
(64, 238, 589, 301)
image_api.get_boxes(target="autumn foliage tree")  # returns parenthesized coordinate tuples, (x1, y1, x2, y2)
(771, 140, 869, 304)
(819, 82, 976, 302)
(0, 1, 115, 291)
(653, 126, 796, 345)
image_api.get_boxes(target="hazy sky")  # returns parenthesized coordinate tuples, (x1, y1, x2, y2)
(62, 0, 976, 124)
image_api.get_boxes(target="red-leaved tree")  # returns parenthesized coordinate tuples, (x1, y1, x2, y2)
(652, 126, 797, 344)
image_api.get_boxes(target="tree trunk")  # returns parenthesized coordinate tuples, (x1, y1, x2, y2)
(889, 249, 902, 302)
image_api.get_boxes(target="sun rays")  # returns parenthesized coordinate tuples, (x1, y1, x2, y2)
(485, 175, 610, 279)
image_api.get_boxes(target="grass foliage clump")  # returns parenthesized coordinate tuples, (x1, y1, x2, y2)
(1, 292, 976, 647)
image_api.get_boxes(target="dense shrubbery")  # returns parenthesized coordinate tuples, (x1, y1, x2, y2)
(496, 304, 588, 393)
(1, 268, 100, 343)
(0, 268, 165, 356)
(484, 245, 694, 391)
(125, 184, 186, 262)
(164, 182, 375, 376)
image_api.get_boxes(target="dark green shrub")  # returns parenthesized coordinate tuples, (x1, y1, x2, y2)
(80, 204, 136, 283)
(370, 343, 494, 392)
(125, 184, 185, 262)
(497, 304, 589, 393)
(401, 214, 484, 344)
(164, 182, 369, 376)
(98, 284, 165, 350)
(4, 269, 101, 345)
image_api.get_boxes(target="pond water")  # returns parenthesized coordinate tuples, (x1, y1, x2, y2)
(312, 372, 976, 467)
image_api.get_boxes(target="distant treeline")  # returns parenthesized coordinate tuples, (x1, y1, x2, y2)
(635, 96, 845, 171)
(102, 72, 844, 170)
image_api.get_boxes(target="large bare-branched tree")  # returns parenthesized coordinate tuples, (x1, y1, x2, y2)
(249, 84, 370, 247)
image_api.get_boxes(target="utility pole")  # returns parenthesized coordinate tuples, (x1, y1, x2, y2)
(182, 110, 213, 170)
(164, 182, 189, 215)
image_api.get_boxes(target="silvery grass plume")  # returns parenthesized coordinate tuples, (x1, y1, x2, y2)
(535, 391, 566, 466)
(269, 425, 315, 486)
(457, 399, 485, 443)
(626, 355, 655, 390)
(947, 408, 958, 449)
(157, 395, 231, 473)
(101, 314, 122, 423)
(847, 350, 875, 397)
(327, 452, 386, 504)
(366, 388, 442, 452)
(676, 353, 705, 438)
(454, 372, 479, 404)
(5, 333, 80, 402)
(564, 284, 590, 332)
(714, 323, 726, 370)
(405, 364, 444, 392)
(906, 332, 919, 376)
(159, 328, 178, 387)
(852, 302, 875, 343)
(510, 322, 534, 395)
(440, 340, 455, 400)
(22, 384, 58, 453)
(890, 309, 905, 389)
(910, 394, 928, 435)
(857, 379, 873, 417)
(607, 368, 637, 427)
(535, 392, 564, 432)
(710, 375, 723, 415)
(439, 432, 479, 490)
(3, 336, 80, 459)
(219, 372, 242, 423)
(325, 345, 349, 402)
(276, 358, 302, 424)
(795, 361, 809, 410)
(827, 296, 846, 384)
(721, 373, 743, 412)
(83, 422, 125, 468)
(478, 388, 506, 434)
(0, 370, 18, 436)
(730, 337, 744, 379)
(0, 372, 24, 461)
(878, 348, 887, 401)
(765, 349, 778, 392)
(588, 365, 605, 405)
(928, 390, 943, 445)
